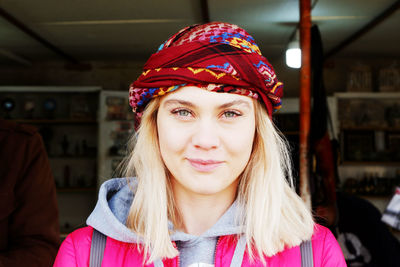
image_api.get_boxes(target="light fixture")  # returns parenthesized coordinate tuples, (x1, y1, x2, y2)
(285, 30, 301, 69)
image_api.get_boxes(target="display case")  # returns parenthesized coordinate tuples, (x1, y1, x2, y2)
(0, 86, 101, 237)
(333, 92, 400, 199)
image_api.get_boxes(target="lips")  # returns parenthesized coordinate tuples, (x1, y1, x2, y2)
(187, 158, 224, 172)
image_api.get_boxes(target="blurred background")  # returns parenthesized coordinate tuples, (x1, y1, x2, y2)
(0, 0, 399, 260)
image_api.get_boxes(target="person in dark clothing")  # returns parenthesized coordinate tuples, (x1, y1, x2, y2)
(334, 192, 400, 267)
(0, 119, 60, 267)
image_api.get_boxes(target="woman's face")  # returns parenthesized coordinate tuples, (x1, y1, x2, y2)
(157, 86, 256, 198)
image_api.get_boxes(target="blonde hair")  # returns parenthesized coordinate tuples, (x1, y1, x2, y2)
(123, 97, 314, 263)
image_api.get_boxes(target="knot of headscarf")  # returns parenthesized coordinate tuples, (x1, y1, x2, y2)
(129, 22, 283, 126)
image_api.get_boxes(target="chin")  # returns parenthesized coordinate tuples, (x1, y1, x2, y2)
(191, 186, 224, 196)
(187, 175, 237, 196)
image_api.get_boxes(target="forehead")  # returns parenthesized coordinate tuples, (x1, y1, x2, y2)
(160, 86, 254, 107)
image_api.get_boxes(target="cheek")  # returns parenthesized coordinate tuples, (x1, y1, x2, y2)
(229, 134, 254, 161)
(158, 120, 188, 156)
(224, 122, 255, 157)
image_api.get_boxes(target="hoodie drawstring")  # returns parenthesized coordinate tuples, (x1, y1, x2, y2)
(154, 259, 164, 267)
(230, 235, 246, 267)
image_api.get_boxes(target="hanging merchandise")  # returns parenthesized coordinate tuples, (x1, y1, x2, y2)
(382, 187, 400, 230)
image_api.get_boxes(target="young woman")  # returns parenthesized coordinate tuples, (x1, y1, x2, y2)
(53, 22, 346, 267)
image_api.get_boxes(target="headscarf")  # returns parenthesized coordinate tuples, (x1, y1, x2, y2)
(129, 22, 283, 127)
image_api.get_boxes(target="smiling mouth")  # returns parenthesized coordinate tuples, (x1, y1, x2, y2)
(187, 158, 224, 172)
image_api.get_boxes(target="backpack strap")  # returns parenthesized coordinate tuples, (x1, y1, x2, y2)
(300, 240, 314, 267)
(87, 229, 313, 267)
(89, 229, 107, 267)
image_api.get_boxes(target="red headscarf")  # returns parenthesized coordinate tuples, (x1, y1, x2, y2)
(129, 22, 283, 127)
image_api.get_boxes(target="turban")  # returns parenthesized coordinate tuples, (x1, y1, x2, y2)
(129, 22, 283, 127)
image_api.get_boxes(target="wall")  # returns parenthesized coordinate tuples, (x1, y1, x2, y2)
(0, 56, 397, 96)
(0, 60, 144, 91)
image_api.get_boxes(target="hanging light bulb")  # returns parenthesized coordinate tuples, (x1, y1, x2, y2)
(286, 30, 301, 69)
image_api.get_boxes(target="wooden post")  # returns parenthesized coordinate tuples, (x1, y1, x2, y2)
(299, 0, 312, 209)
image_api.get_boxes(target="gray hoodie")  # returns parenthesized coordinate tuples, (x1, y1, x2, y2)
(86, 178, 244, 267)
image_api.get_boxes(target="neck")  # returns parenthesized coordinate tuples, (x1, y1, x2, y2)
(172, 183, 237, 236)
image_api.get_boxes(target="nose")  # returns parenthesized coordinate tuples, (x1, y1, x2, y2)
(191, 119, 220, 150)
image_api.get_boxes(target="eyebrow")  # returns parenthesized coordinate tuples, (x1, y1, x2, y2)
(162, 99, 251, 109)
(219, 100, 251, 109)
(163, 99, 195, 108)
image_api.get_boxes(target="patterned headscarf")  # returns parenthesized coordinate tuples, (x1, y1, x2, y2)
(129, 22, 283, 127)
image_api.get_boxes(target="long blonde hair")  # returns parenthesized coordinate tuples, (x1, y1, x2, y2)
(123, 96, 314, 263)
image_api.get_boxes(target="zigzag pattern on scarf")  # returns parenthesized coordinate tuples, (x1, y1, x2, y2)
(139, 67, 241, 81)
(206, 62, 238, 76)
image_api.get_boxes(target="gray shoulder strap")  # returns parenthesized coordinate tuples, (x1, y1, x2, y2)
(300, 240, 314, 267)
(89, 229, 107, 267)
(229, 236, 313, 266)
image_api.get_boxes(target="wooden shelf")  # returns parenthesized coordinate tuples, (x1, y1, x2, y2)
(49, 155, 97, 159)
(335, 92, 400, 99)
(341, 161, 400, 166)
(104, 119, 134, 122)
(11, 119, 97, 124)
(341, 126, 400, 131)
(357, 194, 392, 199)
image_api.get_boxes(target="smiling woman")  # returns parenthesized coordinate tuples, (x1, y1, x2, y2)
(53, 22, 346, 267)
(157, 87, 255, 237)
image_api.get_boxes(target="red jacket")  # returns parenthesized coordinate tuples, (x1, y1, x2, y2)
(54, 224, 346, 266)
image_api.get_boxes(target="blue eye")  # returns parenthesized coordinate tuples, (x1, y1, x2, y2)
(172, 109, 192, 117)
(223, 111, 240, 118)
(177, 110, 191, 116)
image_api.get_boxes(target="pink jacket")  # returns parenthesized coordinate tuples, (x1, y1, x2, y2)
(53, 224, 346, 266)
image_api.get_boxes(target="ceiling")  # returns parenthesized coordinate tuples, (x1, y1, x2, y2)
(0, 0, 399, 66)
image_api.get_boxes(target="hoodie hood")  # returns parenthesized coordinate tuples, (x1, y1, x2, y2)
(86, 178, 242, 244)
